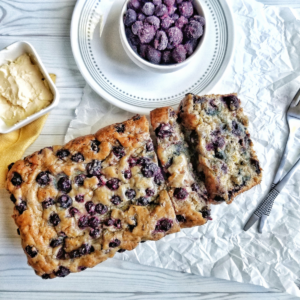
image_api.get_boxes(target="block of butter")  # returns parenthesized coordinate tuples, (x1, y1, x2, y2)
(0, 53, 53, 126)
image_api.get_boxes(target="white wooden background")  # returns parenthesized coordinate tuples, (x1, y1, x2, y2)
(0, 0, 300, 299)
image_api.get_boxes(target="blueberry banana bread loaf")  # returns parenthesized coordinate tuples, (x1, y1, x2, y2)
(150, 107, 211, 228)
(178, 93, 262, 204)
(6, 115, 180, 279)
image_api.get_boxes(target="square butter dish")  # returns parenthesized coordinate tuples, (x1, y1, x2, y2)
(0, 41, 59, 134)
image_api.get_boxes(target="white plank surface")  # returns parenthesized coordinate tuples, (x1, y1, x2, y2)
(0, 0, 299, 299)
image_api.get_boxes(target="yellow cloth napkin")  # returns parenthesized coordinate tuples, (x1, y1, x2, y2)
(0, 74, 56, 189)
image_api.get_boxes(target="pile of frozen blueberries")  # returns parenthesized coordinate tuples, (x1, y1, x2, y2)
(123, 0, 205, 65)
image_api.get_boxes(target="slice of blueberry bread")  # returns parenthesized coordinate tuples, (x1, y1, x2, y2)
(178, 93, 262, 204)
(6, 115, 180, 279)
(150, 107, 211, 228)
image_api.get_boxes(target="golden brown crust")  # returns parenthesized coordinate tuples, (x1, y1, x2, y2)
(151, 107, 211, 228)
(179, 93, 262, 205)
(6, 115, 180, 279)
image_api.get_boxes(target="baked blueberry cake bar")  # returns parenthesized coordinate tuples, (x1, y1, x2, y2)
(6, 115, 180, 279)
(150, 107, 211, 228)
(178, 93, 262, 204)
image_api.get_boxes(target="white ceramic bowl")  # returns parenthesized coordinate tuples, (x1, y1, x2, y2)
(0, 41, 59, 134)
(119, 0, 207, 74)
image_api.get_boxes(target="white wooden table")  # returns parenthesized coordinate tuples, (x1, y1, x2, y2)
(0, 0, 299, 299)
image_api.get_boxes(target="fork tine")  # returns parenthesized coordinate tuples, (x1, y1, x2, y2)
(289, 88, 300, 108)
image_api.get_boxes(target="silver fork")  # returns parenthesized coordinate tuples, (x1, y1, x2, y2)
(244, 88, 300, 233)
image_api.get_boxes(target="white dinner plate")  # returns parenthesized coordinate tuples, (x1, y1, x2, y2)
(71, 0, 235, 114)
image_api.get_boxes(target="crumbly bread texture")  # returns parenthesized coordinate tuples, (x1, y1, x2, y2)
(178, 93, 262, 204)
(6, 115, 180, 279)
(150, 107, 211, 228)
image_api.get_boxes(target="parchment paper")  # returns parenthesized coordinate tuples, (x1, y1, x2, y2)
(66, 0, 300, 296)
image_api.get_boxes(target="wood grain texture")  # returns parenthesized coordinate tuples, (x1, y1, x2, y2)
(0, 0, 299, 299)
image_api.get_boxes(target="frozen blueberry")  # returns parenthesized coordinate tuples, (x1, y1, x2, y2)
(69, 207, 79, 217)
(36, 171, 51, 186)
(145, 16, 160, 30)
(175, 16, 188, 28)
(8, 162, 14, 171)
(86, 160, 102, 176)
(42, 274, 50, 279)
(155, 123, 173, 138)
(146, 45, 161, 64)
(125, 189, 136, 200)
(222, 95, 240, 111)
(176, 215, 186, 222)
(142, 2, 155, 15)
(74, 174, 86, 186)
(42, 198, 54, 209)
(11, 172, 22, 186)
(178, 1, 193, 17)
(251, 159, 261, 174)
(173, 187, 188, 200)
(183, 20, 203, 39)
(141, 163, 158, 178)
(124, 8, 137, 26)
(154, 30, 168, 51)
(85, 201, 96, 215)
(161, 51, 172, 64)
(155, 218, 173, 232)
(153, 0, 162, 4)
(201, 208, 212, 220)
(232, 121, 242, 136)
(136, 197, 149, 206)
(111, 195, 122, 205)
(75, 194, 84, 203)
(132, 21, 143, 35)
(90, 228, 101, 238)
(190, 15, 205, 26)
(146, 140, 154, 152)
(139, 44, 148, 58)
(113, 146, 126, 159)
(25, 245, 38, 258)
(115, 124, 125, 133)
(128, 0, 141, 10)
(49, 213, 60, 226)
(124, 169, 132, 179)
(146, 188, 155, 197)
(57, 177, 72, 193)
(71, 153, 84, 163)
(172, 45, 186, 63)
(184, 39, 197, 55)
(16, 201, 27, 215)
(95, 203, 108, 215)
(161, 16, 174, 29)
(106, 178, 120, 190)
(137, 13, 146, 21)
(56, 149, 70, 159)
(171, 13, 179, 21)
(57, 195, 72, 209)
(78, 215, 89, 229)
(167, 5, 177, 14)
(138, 24, 156, 44)
(167, 27, 183, 48)
(10, 194, 16, 203)
(164, 0, 175, 6)
(154, 171, 164, 185)
(55, 266, 70, 277)
(155, 4, 168, 17)
(109, 239, 121, 248)
(128, 157, 138, 167)
(88, 216, 100, 228)
(91, 140, 101, 152)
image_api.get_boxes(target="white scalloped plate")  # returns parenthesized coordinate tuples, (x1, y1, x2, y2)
(71, 0, 235, 114)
